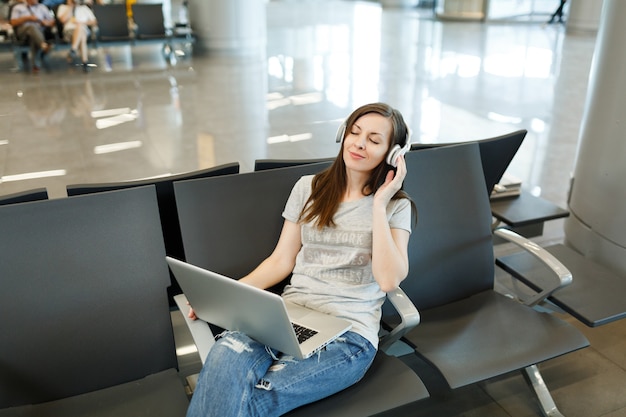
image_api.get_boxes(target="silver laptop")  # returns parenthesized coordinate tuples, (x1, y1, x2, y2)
(166, 257, 352, 360)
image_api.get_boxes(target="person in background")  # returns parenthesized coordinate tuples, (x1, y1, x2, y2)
(9, 0, 55, 72)
(42, 0, 101, 7)
(186, 102, 415, 417)
(547, 0, 567, 25)
(0, 3, 13, 41)
(57, 0, 97, 71)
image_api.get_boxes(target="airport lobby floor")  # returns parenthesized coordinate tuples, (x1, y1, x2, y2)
(1, 1, 625, 416)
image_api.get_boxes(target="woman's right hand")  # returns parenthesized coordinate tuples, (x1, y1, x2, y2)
(374, 154, 407, 206)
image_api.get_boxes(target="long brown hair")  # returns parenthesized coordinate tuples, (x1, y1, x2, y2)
(300, 103, 412, 229)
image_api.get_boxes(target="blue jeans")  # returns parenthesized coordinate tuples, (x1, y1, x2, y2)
(186, 330, 376, 417)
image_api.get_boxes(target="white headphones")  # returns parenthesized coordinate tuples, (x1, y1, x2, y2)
(335, 122, 411, 168)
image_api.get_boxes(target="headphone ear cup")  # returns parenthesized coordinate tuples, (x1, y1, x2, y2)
(386, 144, 402, 167)
(336, 123, 346, 143)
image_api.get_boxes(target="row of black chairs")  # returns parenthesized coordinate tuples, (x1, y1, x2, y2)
(1, 184, 189, 415)
(0, 131, 593, 416)
(172, 141, 589, 416)
(92, 3, 194, 50)
(0, 187, 49, 206)
(0, 129, 530, 310)
(4, 2, 193, 69)
(0, 162, 240, 306)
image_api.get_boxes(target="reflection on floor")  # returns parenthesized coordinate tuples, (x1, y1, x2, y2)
(1, 1, 624, 415)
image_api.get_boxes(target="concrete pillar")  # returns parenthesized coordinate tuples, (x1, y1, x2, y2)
(435, 0, 485, 21)
(187, 0, 267, 55)
(564, 0, 626, 276)
(566, 0, 603, 35)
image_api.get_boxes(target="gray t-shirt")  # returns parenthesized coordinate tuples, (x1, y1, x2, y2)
(281, 175, 412, 349)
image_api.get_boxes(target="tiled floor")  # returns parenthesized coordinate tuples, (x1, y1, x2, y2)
(2, 1, 625, 415)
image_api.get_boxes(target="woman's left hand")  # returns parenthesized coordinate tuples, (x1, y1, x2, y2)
(374, 154, 407, 206)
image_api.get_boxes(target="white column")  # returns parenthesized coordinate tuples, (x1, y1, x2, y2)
(187, 0, 267, 55)
(564, 0, 626, 275)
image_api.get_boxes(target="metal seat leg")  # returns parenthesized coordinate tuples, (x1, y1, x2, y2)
(523, 364, 565, 417)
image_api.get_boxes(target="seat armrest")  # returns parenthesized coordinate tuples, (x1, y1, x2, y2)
(378, 288, 420, 353)
(174, 294, 214, 365)
(494, 228, 572, 307)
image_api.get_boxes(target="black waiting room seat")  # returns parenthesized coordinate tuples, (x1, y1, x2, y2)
(66, 162, 240, 304)
(411, 129, 570, 238)
(389, 143, 589, 416)
(174, 163, 335, 282)
(92, 4, 133, 44)
(0, 186, 188, 416)
(131, 3, 195, 59)
(0, 187, 48, 206)
(410, 129, 527, 197)
(172, 162, 430, 417)
(497, 243, 626, 328)
(254, 157, 335, 172)
(132, 3, 169, 41)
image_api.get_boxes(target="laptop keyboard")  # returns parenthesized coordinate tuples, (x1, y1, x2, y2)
(292, 323, 318, 344)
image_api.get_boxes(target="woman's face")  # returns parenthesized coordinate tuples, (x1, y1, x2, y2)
(342, 113, 392, 174)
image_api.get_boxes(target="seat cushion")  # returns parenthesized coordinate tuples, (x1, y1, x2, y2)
(0, 369, 189, 417)
(285, 353, 429, 417)
(403, 291, 589, 389)
(497, 243, 626, 327)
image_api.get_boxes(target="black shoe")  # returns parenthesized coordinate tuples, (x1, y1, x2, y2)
(82, 62, 90, 73)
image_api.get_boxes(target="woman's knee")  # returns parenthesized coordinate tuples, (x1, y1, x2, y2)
(204, 331, 259, 366)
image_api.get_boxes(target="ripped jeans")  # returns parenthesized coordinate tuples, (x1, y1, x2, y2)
(186, 330, 376, 417)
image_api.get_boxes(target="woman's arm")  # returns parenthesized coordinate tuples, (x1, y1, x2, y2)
(239, 219, 302, 290)
(85, 8, 97, 26)
(371, 223, 410, 293)
(9, 11, 38, 27)
(371, 155, 410, 292)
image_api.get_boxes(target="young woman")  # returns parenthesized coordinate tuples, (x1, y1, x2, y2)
(57, 0, 97, 70)
(187, 102, 414, 417)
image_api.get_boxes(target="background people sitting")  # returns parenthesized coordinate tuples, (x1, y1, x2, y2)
(9, 0, 56, 72)
(57, 0, 97, 71)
